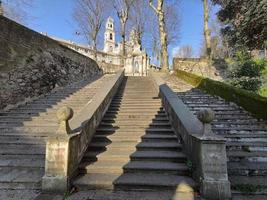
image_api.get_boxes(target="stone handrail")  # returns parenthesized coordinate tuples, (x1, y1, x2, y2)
(42, 69, 125, 192)
(159, 84, 231, 199)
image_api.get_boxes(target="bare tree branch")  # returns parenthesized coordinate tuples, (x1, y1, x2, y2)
(73, 0, 108, 60)
(112, 0, 134, 63)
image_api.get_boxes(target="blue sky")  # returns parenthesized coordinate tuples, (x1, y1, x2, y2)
(22, 0, 219, 64)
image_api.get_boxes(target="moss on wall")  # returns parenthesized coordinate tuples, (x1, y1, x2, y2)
(176, 70, 267, 120)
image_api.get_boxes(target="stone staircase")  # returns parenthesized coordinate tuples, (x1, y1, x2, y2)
(0, 75, 113, 198)
(161, 73, 267, 198)
(73, 76, 196, 196)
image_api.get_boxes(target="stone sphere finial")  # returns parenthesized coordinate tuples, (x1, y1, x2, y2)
(56, 106, 73, 135)
(57, 106, 73, 122)
(197, 108, 215, 124)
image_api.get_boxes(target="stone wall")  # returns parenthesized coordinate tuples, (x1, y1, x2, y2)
(0, 16, 102, 110)
(97, 62, 123, 74)
(173, 58, 222, 80)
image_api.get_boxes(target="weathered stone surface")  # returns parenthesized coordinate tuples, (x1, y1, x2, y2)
(0, 16, 102, 110)
(173, 58, 223, 80)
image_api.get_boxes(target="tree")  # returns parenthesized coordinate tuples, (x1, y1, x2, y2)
(199, 19, 231, 59)
(149, 0, 169, 71)
(203, 0, 212, 60)
(0, 1, 3, 16)
(73, 0, 108, 60)
(175, 45, 194, 58)
(211, 0, 267, 50)
(228, 51, 266, 91)
(129, 0, 149, 46)
(112, 0, 134, 62)
(1, 0, 34, 25)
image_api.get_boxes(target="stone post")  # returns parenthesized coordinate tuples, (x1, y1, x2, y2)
(197, 109, 231, 200)
(42, 107, 74, 193)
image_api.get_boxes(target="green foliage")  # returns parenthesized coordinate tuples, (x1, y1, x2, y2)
(211, 0, 267, 50)
(259, 86, 267, 97)
(227, 51, 266, 91)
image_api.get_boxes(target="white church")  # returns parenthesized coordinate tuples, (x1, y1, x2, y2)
(53, 17, 150, 76)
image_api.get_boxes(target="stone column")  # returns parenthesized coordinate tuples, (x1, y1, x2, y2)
(197, 109, 231, 200)
(42, 107, 73, 192)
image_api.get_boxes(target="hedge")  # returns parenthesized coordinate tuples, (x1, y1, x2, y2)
(176, 70, 267, 120)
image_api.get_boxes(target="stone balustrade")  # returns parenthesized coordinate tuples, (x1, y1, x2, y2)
(159, 84, 231, 199)
(42, 69, 125, 192)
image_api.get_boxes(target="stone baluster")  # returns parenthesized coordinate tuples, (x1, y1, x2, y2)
(196, 108, 231, 199)
(197, 108, 215, 136)
(56, 106, 74, 134)
(42, 106, 74, 192)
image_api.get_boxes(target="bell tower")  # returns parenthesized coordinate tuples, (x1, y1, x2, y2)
(104, 17, 115, 53)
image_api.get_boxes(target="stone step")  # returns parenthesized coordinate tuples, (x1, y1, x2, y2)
(0, 136, 45, 145)
(0, 131, 51, 137)
(0, 144, 45, 155)
(0, 126, 57, 133)
(229, 175, 267, 187)
(227, 141, 267, 151)
(123, 161, 189, 175)
(136, 142, 182, 151)
(141, 134, 178, 142)
(92, 135, 141, 143)
(114, 173, 196, 190)
(106, 110, 165, 114)
(96, 127, 173, 133)
(228, 162, 267, 176)
(73, 173, 121, 190)
(83, 150, 133, 163)
(0, 155, 45, 168)
(99, 122, 170, 128)
(87, 141, 139, 151)
(110, 101, 162, 105)
(223, 134, 267, 139)
(79, 162, 124, 174)
(213, 127, 267, 131)
(130, 151, 186, 162)
(227, 151, 267, 162)
(212, 121, 266, 126)
(0, 167, 43, 189)
(101, 117, 168, 123)
(1, 122, 57, 128)
(104, 113, 167, 118)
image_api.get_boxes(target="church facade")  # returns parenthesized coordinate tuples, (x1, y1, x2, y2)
(103, 17, 149, 76)
(53, 17, 150, 76)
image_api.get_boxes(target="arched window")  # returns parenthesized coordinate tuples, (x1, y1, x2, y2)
(110, 33, 113, 40)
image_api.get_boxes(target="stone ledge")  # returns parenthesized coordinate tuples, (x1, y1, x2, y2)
(151, 72, 231, 199)
(42, 69, 125, 193)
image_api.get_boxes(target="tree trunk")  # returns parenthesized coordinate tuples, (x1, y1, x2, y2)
(121, 20, 126, 66)
(150, 0, 169, 71)
(203, 0, 211, 60)
(92, 36, 97, 61)
(158, 2, 169, 72)
(0, 1, 4, 16)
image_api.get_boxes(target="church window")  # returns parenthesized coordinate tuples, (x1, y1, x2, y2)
(110, 33, 113, 40)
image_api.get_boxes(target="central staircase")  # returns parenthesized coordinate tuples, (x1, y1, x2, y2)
(73, 76, 196, 194)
